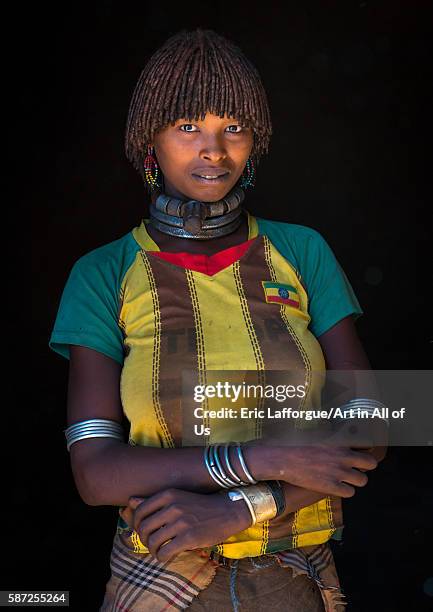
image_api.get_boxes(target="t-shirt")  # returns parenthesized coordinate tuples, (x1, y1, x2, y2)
(49, 211, 363, 558)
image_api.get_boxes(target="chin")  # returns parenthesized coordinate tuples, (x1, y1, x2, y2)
(189, 184, 238, 202)
(178, 171, 240, 200)
(199, 193, 227, 202)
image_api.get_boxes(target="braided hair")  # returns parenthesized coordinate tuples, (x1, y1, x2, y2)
(125, 28, 272, 189)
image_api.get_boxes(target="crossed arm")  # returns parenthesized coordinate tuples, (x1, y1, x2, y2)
(67, 314, 386, 560)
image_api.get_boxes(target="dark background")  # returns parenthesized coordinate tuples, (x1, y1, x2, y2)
(22, 1, 433, 610)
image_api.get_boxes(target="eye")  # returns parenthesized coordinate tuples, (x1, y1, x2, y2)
(179, 124, 198, 132)
(226, 125, 243, 133)
(178, 123, 244, 133)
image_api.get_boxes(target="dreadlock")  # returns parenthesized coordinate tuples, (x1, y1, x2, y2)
(125, 28, 272, 188)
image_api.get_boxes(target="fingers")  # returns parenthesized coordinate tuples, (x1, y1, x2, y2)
(132, 497, 186, 548)
(125, 490, 191, 555)
(120, 496, 146, 524)
(342, 468, 369, 488)
(321, 465, 369, 497)
(349, 450, 379, 471)
(334, 482, 356, 498)
(147, 522, 178, 559)
(130, 493, 172, 532)
(153, 529, 194, 562)
(133, 507, 171, 539)
(119, 506, 134, 528)
(135, 508, 199, 562)
(307, 478, 356, 498)
(154, 539, 180, 563)
(129, 496, 145, 507)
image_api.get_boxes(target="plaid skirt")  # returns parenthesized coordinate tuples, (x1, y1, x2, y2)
(99, 530, 347, 612)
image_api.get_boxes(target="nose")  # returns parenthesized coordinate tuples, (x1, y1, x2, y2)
(199, 135, 227, 163)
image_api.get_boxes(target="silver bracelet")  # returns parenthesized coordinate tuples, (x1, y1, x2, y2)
(203, 442, 256, 488)
(64, 418, 125, 452)
(223, 443, 249, 486)
(235, 442, 258, 484)
(339, 398, 389, 425)
(211, 445, 240, 488)
(203, 446, 228, 488)
(205, 445, 243, 488)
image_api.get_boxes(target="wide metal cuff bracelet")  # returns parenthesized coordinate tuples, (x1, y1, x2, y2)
(64, 418, 124, 451)
(230, 483, 278, 525)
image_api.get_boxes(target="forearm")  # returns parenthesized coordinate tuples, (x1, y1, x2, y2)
(76, 440, 274, 507)
(275, 446, 386, 520)
(278, 482, 325, 518)
(222, 482, 325, 528)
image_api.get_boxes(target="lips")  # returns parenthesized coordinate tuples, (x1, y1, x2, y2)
(191, 174, 230, 185)
(191, 167, 230, 179)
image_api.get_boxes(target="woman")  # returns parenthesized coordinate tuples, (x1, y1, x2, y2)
(49, 28, 385, 611)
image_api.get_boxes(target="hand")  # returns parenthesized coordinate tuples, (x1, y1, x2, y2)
(273, 442, 378, 497)
(119, 488, 252, 562)
(338, 417, 388, 464)
(246, 429, 379, 498)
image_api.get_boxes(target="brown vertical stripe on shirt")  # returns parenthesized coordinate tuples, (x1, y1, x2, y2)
(147, 255, 200, 448)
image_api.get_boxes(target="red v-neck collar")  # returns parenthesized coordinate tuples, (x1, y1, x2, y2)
(131, 210, 260, 277)
(148, 238, 255, 276)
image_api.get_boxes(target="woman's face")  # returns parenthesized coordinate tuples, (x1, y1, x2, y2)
(150, 112, 254, 202)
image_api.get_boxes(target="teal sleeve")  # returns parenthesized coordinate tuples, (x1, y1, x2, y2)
(48, 254, 125, 365)
(300, 229, 364, 337)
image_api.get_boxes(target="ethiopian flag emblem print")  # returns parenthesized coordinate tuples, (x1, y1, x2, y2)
(262, 281, 300, 307)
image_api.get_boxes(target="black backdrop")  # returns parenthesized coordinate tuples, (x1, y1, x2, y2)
(23, 1, 433, 610)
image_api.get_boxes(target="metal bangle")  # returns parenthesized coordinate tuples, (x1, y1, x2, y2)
(340, 398, 389, 425)
(223, 443, 249, 486)
(65, 418, 124, 432)
(208, 446, 230, 487)
(203, 446, 229, 488)
(211, 445, 240, 488)
(65, 424, 123, 434)
(66, 432, 124, 451)
(235, 442, 258, 484)
(342, 398, 386, 411)
(247, 483, 278, 522)
(64, 419, 124, 452)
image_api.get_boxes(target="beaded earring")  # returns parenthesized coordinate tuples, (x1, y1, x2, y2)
(144, 145, 161, 190)
(240, 157, 256, 189)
